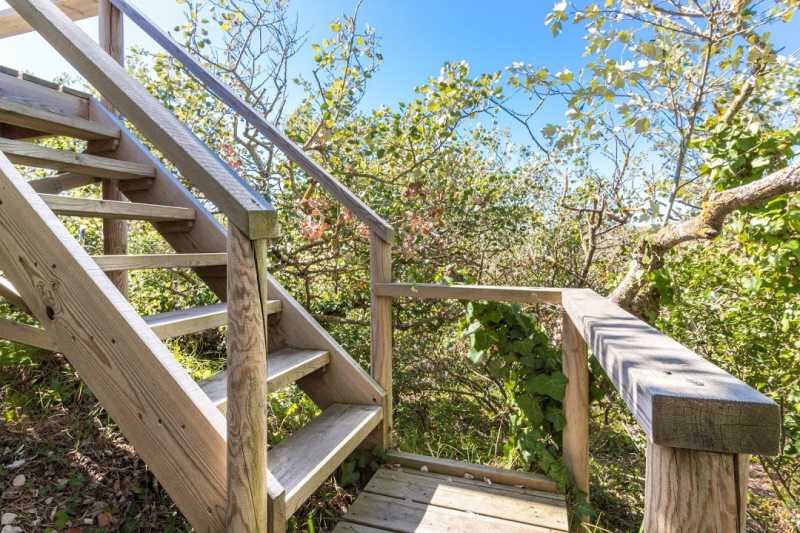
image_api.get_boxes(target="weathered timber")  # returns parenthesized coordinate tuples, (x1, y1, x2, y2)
(369, 232, 393, 448)
(41, 194, 195, 222)
(107, 0, 393, 243)
(374, 282, 563, 305)
(225, 226, 269, 532)
(7, 0, 277, 239)
(643, 443, 749, 533)
(383, 451, 559, 494)
(0, 96, 118, 140)
(0, 151, 228, 530)
(562, 288, 780, 455)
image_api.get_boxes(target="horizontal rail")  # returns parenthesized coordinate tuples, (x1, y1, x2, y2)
(373, 282, 562, 305)
(7, 0, 277, 239)
(109, 0, 393, 244)
(562, 289, 780, 456)
(0, 317, 56, 351)
(0, 0, 97, 39)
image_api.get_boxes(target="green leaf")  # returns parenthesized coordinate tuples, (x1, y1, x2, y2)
(527, 372, 567, 401)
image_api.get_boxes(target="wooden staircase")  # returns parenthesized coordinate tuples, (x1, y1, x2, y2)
(0, 1, 388, 529)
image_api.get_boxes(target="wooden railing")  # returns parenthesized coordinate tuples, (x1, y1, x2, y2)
(105, 0, 397, 454)
(375, 282, 781, 532)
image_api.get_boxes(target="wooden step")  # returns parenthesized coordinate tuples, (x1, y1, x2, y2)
(144, 301, 282, 339)
(0, 95, 119, 141)
(199, 348, 330, 412)
(0, 137, 154, 180)
(271, 404, 383, 515)
(41, 194, 195, 222)
(93, 253, 228, 271)
(28, 173, 97, 194)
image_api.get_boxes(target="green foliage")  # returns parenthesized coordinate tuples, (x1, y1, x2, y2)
(461, 301, 592, 519)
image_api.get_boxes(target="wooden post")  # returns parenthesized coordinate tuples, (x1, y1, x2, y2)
(98, 0, 128, 297)
(644, 443, 749, 533)
(561, 312, 589, 497)
(369, 231, 392, 448)
(226, 225, 269, 532)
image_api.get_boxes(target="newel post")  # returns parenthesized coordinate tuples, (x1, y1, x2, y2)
(225, 225, 270, 532)
(644, 445, 749, 532)
(561, 311, 590, 532)
(369, 231, 393, 448)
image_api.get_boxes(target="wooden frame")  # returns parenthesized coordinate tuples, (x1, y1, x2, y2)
(7, 0, 277, 240)
(0, 151, 229, 530)
(374, 282, 563, 305)
(107, 0, 393, 244)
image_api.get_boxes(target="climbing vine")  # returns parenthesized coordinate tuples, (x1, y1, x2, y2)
(461, 301, 596, 519)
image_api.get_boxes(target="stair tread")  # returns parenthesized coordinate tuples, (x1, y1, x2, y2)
(144, 301, 281, 339)
(41, 194, 195, 222)
(0, 137, 154, 180)
(93, 252, 227, 271)
(0, 95, 119, 141)
(199, 347, 331, 410)
(271, 403, 383, 515)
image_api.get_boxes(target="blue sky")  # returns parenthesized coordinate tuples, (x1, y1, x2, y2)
(0, 1, 798, 138)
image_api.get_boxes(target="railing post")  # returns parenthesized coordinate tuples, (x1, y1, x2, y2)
(226, 225, 269, 532)
(644, 444, 749, 532)
(98, 0, 128, 297)
(369, 231, 393, 448)
(561, 311, 589, 531)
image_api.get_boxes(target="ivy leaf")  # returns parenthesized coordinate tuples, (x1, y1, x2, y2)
(527, 372, 567, 401)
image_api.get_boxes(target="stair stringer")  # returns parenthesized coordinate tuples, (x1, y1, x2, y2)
(88, 98, 385, 410)
(0, 152, 228, 532)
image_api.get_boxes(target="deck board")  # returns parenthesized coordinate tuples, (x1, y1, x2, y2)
(334, 466, 568, 532)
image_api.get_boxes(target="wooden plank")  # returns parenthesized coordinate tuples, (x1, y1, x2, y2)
(0, 96, 119, 141)
(369, 232, 392, 448)
(108, 0, 393, 244)
(0, 69, 89, 119)
(28, 173, 97, 193)
(144, 303, 227, 339)
(97, 0, 128, 298)
(562, 289, 781, 455)
(643, 443, 747, 532)
(144, 301, 281, 339)
(342, 492, 559, 533)
(199, 348, 330, 412)
(0, 137, 154, 180)
(0, 151, 228, 530)
(364, 468, 568, 530)
(41, 194, 195, 222)
(561, 312, 589, 497)
(0, 317, 57, 351)
(384, 451, 560, 494)
(270, 404, 382, 515)
(7, 0, 277, 239)
(93, 252, 227, 271)
(225, 225, 269, 532)
(374, 282, 563, 305)
(0, 0, 98, 39)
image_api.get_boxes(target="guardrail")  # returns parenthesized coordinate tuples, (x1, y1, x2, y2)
(377, 282, 781, 531)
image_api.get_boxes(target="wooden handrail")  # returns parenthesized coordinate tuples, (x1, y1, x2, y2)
(7, 0, 277, 240)
(562, 288, 780, 456)
(373, 282, 563, 305)
(108, 0, 394, 244)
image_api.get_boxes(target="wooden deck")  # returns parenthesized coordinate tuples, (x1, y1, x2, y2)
(334, 466, 568, 532)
